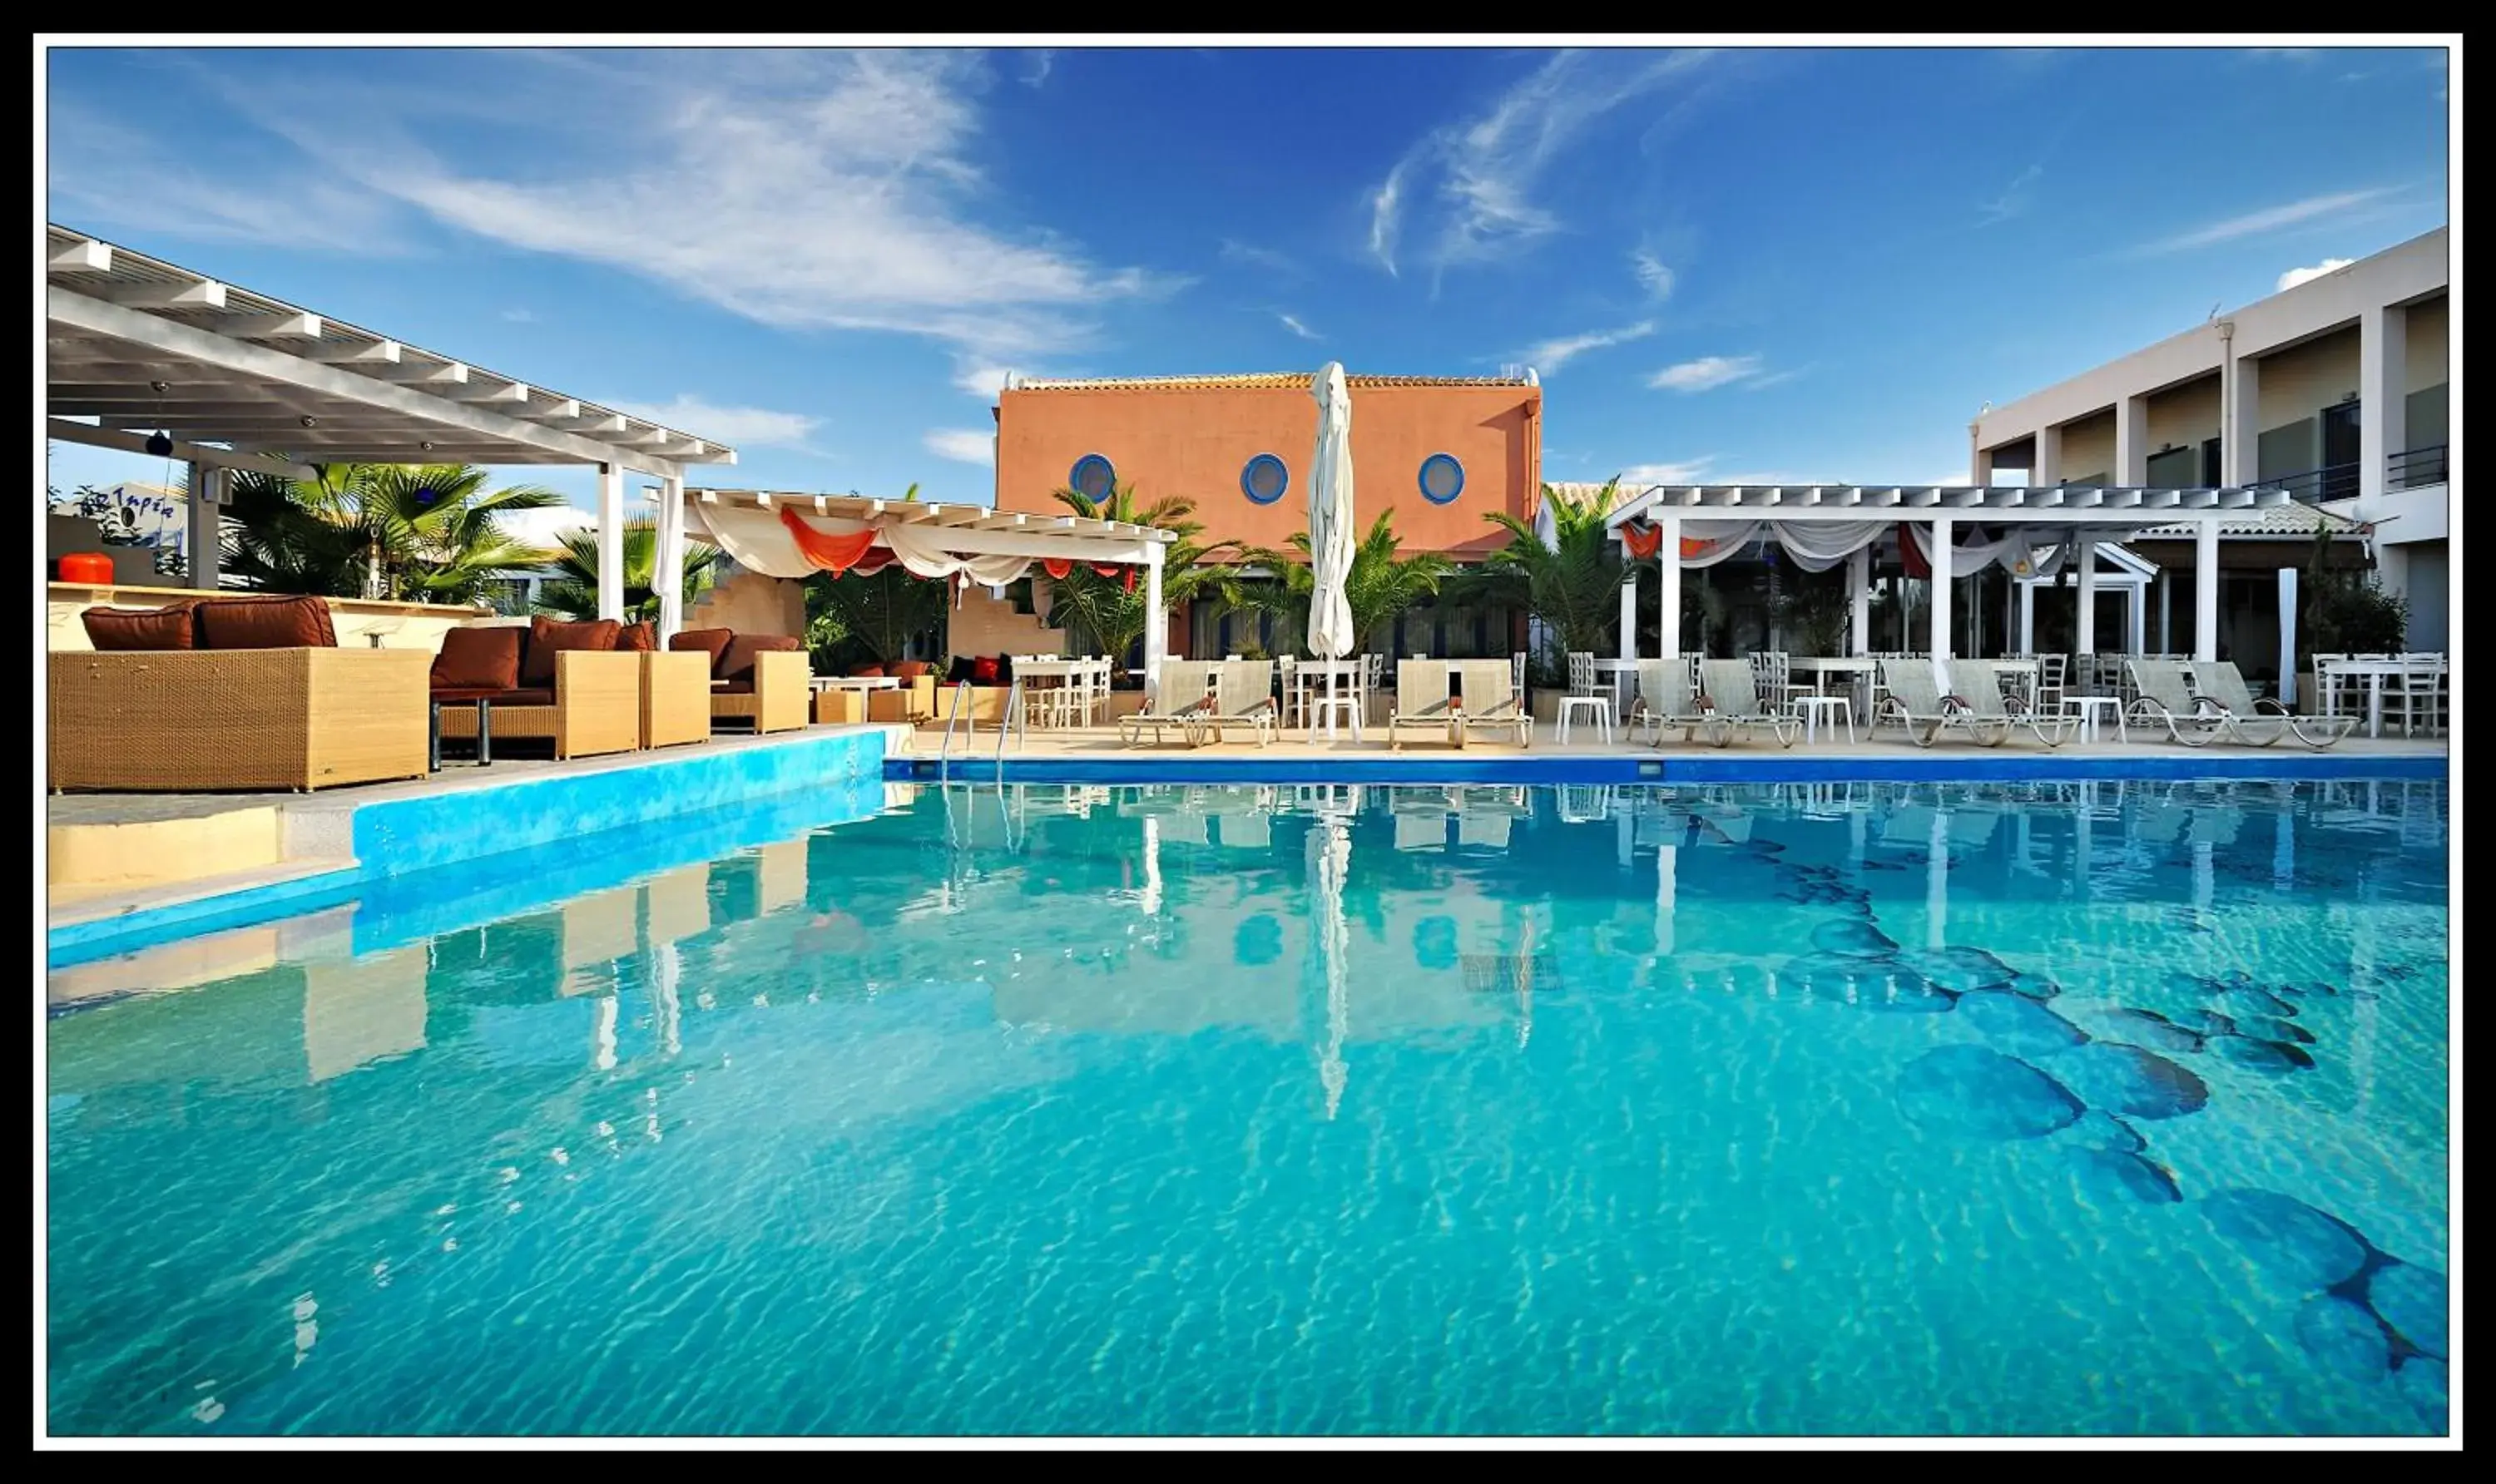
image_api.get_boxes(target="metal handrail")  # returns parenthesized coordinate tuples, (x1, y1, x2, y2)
(2253, 461, 2360, 502)
(993, 676, 1028, 771)
(2389, 444, 2448, 490)
(937, 679, 973, 781)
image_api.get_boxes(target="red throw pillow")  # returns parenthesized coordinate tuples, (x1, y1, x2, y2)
(521, 616, 620, 685)
(891, 660, 931, 680)
(852, 663, 886, 678)
(719, 633, 804, 683)
(971, 655, 1001, 685)
(431, 626, 523, 691)
(615, 621, 656, 652)
(668, 626, 736, 676)
(80, 606, 196, 650)
(194, 594, 338, 650)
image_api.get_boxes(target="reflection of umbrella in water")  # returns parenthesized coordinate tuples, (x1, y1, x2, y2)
(1311, 816, 1352, 1119)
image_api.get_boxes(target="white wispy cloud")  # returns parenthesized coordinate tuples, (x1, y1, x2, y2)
(47, 101, 414, 254)
(1365, 49, 1714, 278)
(1648, 354, 1767, 393)
(1220, 238, 1297, 274)
(499, 307, 539, 323)
(2133, 187, 2402, 255)
(1630, 247, 1675, 300)
(1522, 319, 1657, 375)
(953, 360, 1015, 399)
(924, 428, 994, 465)
(607, 395, 825, 453)
(2276, 258, 2356, 292)
(1021, 49, 1056, 87)
(1978, 163, 2043, 225)
(1276, 313, 1321, 341)
(1615, 459, 1717, 485)
(189, 52, 1169, 359)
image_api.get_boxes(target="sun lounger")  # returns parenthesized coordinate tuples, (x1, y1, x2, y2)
(1118, 660, 1218, 746)
(1388, 659, 1458, 750)
(1876, 657, 2009, 747)
(2184, 660, 2359, 749)
(1627, 657, 1719, 746)
(1948, 659, 2078, 749)
(1454, 660, 1533, 748)
(1189, 660, 1278, 747)
(1697, 659, 1800, 748)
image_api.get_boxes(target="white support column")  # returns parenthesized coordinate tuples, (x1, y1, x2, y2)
(2075, 534, 2098, 656)
(185, 463, 223, 591)
(1847, 545, 1871, 655)
(2276, 567, 2300, 708)
(2033, 425, 2063, 487)
(2157, 570, 2173, 653)
(1142, 542, 1167, 705)
(2127, 581, 2146, 655)
(1657, 517, 1682, 658)
(2222, 347, 2261, 486)
(2018, 579, 2036, 653)
(596, 463, 626, 621)
(655, 476, 687, 645)
(1618, 556, 1640, 660)
(2360, 301, 2407, 505)
(2193, 517, 2220, 662)
(2114, 395, 2149, 486)
(1927, 517, 1954, 695)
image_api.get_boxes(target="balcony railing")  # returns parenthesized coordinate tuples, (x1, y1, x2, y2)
(2257, 462, 2360, 502)
(2389, 444, 2448, 490)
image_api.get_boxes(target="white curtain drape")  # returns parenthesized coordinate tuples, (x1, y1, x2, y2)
(1676, 520, 1761, 568)
(1771, 520, 1891, 572)
(684, 502, 1033, 584)
(1905, 522, 2065, 578)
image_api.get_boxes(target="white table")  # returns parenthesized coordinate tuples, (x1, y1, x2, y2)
(812, 675, 898, 690)
(2062, 694, 2125, 744)
(2315, 657, 2438, 740)
(1590, 657, 1640, 715)
(1010, 657, 1112, 726)
(1790, 694, 1855, 744)
(1788, 656, 1877, 695)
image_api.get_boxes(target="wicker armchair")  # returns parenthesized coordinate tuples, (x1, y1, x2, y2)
(437, 650, 641, 760)
(641, 651, 713, 749)
(712, 649, 811, 735)
(49, 648, 432, 792)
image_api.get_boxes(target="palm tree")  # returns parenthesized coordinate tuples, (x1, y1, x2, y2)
(224, 463, 564, 603)
(805, 564, 949, 669)
(533, 519, 720, 623)
(1460, 478, 1627, 660)
(1041, 482, 1244, 675)
(1236, 509, 1455, 655)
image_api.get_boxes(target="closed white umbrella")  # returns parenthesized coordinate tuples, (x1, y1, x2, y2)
(1307, 362, 1357, 737)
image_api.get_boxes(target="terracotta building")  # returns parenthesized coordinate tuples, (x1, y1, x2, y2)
(992, 369, 1543, 657)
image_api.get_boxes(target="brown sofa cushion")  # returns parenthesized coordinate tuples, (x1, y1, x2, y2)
(669, 626, 736, 676)
(721, 633, 805, 683)
(431, 626, 522, 690)
(194, 594, 338, 650)
(428, 686, 556, 706)
(521, 616, 619, 685)
(617, 621, 656, 652)
(891, 660, 932, 680)
(851, 663, 886, 678)
(81, 606, 196, 650)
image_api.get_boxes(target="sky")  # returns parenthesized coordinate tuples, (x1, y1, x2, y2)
(44, 43, 2452, 522)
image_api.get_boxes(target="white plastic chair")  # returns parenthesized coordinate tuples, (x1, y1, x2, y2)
(1558, 650, 1614, 744)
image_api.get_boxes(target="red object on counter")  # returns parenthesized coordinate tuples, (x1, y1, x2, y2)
(56, 552, 115, 584)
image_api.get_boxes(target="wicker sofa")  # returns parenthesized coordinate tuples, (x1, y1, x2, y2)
(429, 617, 644, 761)
(668, 628, 810, 735)
(52, 594, 431, 792)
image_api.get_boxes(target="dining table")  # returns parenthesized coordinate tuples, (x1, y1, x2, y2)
(1009, 656, 1112, 726)
(2315, 655, 2439, 740)
(1293, 658, 1369, 737)
(1588, 657, 1642, 715)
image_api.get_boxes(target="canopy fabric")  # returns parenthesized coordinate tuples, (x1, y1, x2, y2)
(1305, 361, 1356, 660)
(1627, 517, 1896, 572)
(1903, 522, 2066, 578)
(694, 500, 1033, 584)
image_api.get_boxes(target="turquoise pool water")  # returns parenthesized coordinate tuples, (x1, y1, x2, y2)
(46, 779, 2449, 1437)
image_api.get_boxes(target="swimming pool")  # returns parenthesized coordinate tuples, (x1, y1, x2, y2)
(45, 779, 2449, 1436)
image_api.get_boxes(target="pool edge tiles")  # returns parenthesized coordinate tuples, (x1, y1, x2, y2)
(46, 728, 890, 970)
(890, 751, 2450, 786)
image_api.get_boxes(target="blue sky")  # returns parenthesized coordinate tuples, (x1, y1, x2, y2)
(46, 44, 2450, 516)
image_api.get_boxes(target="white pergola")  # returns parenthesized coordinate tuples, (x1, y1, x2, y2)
(45, 223, 735, 621)
(676, 489, 1180, 689)
(1603, 483, 2299, 685)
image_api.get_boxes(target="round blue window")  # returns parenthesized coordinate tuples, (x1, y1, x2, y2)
(1069, 453, 1116, 502)
(1418, 452, 1464, 505)
(1241, 453, 1289, 505)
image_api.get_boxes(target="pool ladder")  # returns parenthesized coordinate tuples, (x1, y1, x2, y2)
(935, 678, 1028, 781)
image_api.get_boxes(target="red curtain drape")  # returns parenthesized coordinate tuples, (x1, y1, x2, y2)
(1896, 522, 1929, 580)
(1620, 522, 1663, 559)
(778, 506, 883, 574)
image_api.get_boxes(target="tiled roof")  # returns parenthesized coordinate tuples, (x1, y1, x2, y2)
(1544, 480, 1651, 515)
(1007, 371, 1537, 392)
(2133, 502, 2363, 539)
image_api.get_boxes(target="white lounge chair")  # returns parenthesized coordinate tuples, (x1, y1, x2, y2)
(1455, 660, 1533, 748)
(1628, 657, 1719, 747)
(1118, 660, 1218, 746)
(1191, 660, 1278, 747)
(1388, 659, 1457, 750)
(1948, 659, 2078, 749)
(1697, 659, 1800, 748)
(1877, 657, 2009, 747)
(2132, 659, 2342, 749)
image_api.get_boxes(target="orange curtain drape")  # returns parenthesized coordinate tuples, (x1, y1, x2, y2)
(1042, 558, 1072, 580)
(778, 505, 883, 574)
(1620, 522, 1663, 560)
(1896, 522, 1929, 580)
